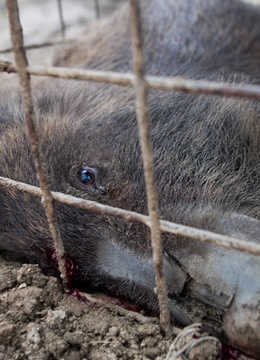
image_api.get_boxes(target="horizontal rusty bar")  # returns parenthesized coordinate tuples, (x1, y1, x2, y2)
(1, 176, 260, 256)
(1, 59, 260, 100)
(0, 39, 74, 54)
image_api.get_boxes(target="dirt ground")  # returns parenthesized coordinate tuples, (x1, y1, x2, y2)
(0, 257, 254, 360)
(0, 0, 259, 359)
(0, 257, 173, 360)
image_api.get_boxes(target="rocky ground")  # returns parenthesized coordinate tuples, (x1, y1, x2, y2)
(0, 257, 254, 360)
(0, 257, 174, 360)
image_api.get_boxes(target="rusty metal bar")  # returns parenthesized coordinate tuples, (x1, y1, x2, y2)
(129, 0, 171, 334)
(57, 0, 66, 39)
(1, 59, 260, 100)
(1, 0, 260, 338)
(0, 39, 74, 54)
(5, 0, 68, 288)
(93, 0, 100, 19)
(1, 176, 260, 257)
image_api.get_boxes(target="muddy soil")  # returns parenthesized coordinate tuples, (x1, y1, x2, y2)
(0, 257, 254, 360)
(0, 257, 173, 360)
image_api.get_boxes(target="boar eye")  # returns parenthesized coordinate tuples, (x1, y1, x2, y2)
(78, 167, 96, 187)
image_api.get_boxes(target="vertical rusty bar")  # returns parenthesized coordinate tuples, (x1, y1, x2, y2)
(57, 0, 66, 39)
(128, 0, 171, 333)
(93, 0, 100, 19)
(5, 0, 68, 288)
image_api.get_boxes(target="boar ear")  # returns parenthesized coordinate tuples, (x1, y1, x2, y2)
(216, 213, 260, 244)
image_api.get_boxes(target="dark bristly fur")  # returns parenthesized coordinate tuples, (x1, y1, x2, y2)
(0, 0, 260, 356)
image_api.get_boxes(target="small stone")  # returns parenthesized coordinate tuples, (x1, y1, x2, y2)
(64, 331, 84, 345)
(145, 348, 160, 359)
(0, 267, 16, 292)
(18, 283, 27, 289)
(140, 341, 146, 348)
(109, 326, 119, 337)
(27, 325, 42, 345)
(137, 324, 159, 338)
(46, 338, 68, 358)
(16, 287, 45, 316)
(17, 265, 47, 288)
(92, 322, 109, 335)
(46, 309, 66, 330)
(0, 322, 15, 345)
(63, 350, 81, 360)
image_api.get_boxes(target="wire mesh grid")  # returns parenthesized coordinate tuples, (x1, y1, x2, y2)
(1, 0, 260, 333)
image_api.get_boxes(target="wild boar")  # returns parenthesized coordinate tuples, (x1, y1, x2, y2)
(0, 0, 259, 356)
